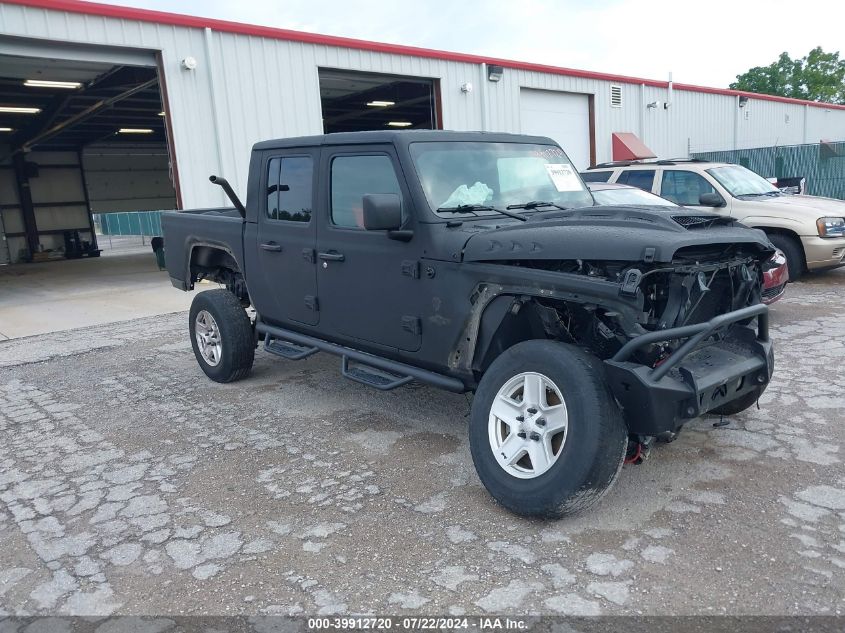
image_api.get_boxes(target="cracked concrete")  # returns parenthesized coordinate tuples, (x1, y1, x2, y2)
(0, 270, 843, 616)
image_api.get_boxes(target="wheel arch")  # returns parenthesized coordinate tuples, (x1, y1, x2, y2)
(753, 227, 806, 270)
(187, 242, 251, 304)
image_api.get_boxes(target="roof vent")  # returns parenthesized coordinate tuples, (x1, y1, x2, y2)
(610, 85, 623, 108)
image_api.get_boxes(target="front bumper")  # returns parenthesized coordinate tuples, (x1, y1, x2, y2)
(604, 304, 773, 436)
(801, 235, 845, 270)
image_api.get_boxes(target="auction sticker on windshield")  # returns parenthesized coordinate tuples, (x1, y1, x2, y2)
(544, 163, 581, 191)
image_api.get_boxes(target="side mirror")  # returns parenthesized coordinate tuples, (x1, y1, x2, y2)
(699, 192, 725, 207)
(362, 193, 402, 230)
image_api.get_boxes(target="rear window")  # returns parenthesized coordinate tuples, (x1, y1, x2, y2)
(580, 171, 612, 183)
(617, 169, 656, 191)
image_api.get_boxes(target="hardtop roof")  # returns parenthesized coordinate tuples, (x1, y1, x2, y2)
(252, 129, 557, 151)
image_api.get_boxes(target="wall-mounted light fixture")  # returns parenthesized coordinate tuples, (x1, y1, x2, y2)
(487, 65, 503, 82)
(646, 101, 659, 109)
(738, 96, 749, 108)
(181, 56, 198, 71)
(461, 82, 473, 93)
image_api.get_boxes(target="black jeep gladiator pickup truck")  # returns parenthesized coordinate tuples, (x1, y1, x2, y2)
(162, 130, 775, 518)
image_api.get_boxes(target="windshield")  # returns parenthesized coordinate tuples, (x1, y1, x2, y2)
(590, 187, 678, 207)
(706, 165, 779, 197)
(409, 142, 593, 216)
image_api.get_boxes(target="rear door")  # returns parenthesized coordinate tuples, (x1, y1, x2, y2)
(616, 168, 658, 193)
(246, 150, 319, 326)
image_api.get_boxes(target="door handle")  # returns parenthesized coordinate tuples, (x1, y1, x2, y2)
(260, 242, 282, 252)
(317, 251, 345, 262)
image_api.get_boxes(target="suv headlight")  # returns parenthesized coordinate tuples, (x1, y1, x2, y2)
(817, 217, 845, 237)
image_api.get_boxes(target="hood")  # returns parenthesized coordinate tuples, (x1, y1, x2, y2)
(745, 193, 845, 220)
(462, 206, 774, 264)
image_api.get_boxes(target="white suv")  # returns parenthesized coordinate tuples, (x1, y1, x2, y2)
(582, 159, 845, 279)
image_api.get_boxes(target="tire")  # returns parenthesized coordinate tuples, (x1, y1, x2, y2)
(188, 289, 255, 383)
(469, 340, 628, 518)
(767, 233, 804, 282)
(708, 386, 764, 416)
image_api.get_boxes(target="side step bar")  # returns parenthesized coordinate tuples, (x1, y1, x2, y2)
(341, 356, 413, 391)
(263, 333, 319, 360)
(255, 321, 466, 393)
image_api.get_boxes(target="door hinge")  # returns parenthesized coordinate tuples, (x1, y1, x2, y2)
(401, 316, 422, 336)
(302, 248, 315, 264)
(305, 295, 319, 311)
(401, 260, 420, 279)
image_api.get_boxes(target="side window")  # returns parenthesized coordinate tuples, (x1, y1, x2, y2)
(580, 171, 612, 183)
(331, 155, 402, 229)
(266, 157, 281, 219)
(617, 169, 655, 191)
(661, 170, 717, 206)
(266, 156, 313, 222)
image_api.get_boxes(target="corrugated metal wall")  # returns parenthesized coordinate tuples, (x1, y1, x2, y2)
(693, 141, 845, 201)
(3, 1, 845, 210)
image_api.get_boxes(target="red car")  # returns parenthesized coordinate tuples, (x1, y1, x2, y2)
(586, 182, 789, 304)
(761, 248, 789, 304)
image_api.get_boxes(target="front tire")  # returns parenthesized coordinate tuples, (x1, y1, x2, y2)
(189, 289, 255, 383)
(469, 340, 627, 518)
(768, 233, 804, 281)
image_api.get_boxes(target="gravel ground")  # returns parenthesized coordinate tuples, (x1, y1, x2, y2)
(1, 270, 844, 617)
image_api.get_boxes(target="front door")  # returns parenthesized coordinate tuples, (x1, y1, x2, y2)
(315, 147, 423, 352)
(247, 150, 319, 326)
(658, 169, 731, 215)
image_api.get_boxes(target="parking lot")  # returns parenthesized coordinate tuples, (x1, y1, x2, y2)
(0, 270, 843, 616)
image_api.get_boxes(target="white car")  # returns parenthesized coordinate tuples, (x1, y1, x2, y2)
(582, 160, 845, 279)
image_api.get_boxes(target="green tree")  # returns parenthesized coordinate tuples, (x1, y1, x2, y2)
(730, 47, 845, 104)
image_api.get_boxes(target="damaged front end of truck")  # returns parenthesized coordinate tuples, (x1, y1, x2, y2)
(459, 208, 775, 438)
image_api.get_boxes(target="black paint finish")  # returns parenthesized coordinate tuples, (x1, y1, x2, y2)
(162, 130, 775, 436)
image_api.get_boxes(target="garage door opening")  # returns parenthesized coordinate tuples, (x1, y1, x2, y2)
(319, 68, 440, 133)
(519, 88, 595, 171)
(0, 53, 177, 265)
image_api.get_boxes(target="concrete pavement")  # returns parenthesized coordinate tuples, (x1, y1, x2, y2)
(0, 270, 843, 616)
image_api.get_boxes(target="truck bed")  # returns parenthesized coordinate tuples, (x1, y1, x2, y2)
(161, 207, 245, 291)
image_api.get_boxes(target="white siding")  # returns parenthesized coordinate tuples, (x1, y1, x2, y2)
(3, 0, 845, 209)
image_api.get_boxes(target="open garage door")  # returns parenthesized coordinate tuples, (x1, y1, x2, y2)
(0, 45, 177, 264)
(319, 68, 439, 133)
(519, 88, 593, 171)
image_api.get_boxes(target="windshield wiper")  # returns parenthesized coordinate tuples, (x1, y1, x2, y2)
(506, 200, 570, 211)
(437, 204, 527, 221)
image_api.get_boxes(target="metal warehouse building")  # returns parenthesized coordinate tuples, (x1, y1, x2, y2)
(2, 0, 845, 265)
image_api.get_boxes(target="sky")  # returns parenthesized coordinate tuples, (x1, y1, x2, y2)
(90, 0, 845, 89)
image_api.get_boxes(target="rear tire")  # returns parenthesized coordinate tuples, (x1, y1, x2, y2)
(708, 386, 764, 416)
(768, 233, 804, 281)
(469, 340, 627, 518)
(189, 289, 255, 383)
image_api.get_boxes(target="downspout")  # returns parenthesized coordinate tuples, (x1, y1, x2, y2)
(639, 83, 645, 138)
(803, 103, 809, 144)
(733, 95, 740, 150)
(203, 27, 228, 205)
(479, 63, 489, 132)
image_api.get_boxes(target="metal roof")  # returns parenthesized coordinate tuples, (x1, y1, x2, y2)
(4, 0, 845, 112)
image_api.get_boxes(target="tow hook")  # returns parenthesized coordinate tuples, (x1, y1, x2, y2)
(625, 436, 655, 465)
